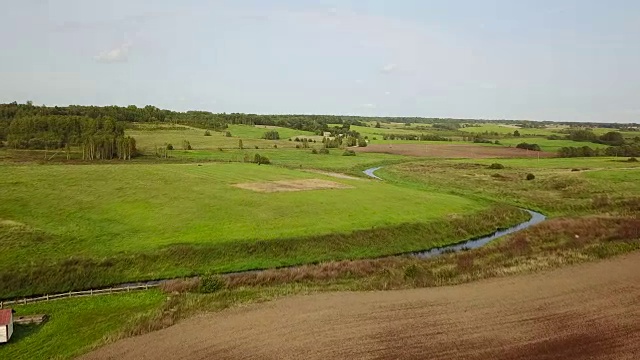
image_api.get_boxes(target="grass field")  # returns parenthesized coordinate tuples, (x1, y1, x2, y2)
(128, 124, 315, 153)
(2, 120, 639, 360)
(0, 160, 530, 298)
(489, 137, 609, 152)
(459, 124, 564, 136)
(164, 148, 407, 171)
(379, 157, 640, 216)
(0, 291, 164, 360)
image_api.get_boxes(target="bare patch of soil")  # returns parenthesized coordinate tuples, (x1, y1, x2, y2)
(84, 252, 640, 360)
(303, 170, 361, 180)
(233, 179, 353, 192)
(355, 144, 555, 158)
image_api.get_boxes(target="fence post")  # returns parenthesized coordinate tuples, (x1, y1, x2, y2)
(127, 286, 130, 292)
(23, 298, 27, 305)
(90, 289, 93, 296)
(145, 284, 149, 290)
(46, 294, 49, 301)
(1, 301, 3, 309)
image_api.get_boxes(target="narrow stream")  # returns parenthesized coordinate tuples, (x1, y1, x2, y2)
(362, 166, 546, 259)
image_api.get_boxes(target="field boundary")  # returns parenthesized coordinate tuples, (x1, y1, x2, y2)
(0, 284, 158, 308)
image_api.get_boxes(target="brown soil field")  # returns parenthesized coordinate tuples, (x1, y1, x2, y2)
(233, 179, 352, 192)
(84, 252, 640, 360)
(355, 144, 555, 158)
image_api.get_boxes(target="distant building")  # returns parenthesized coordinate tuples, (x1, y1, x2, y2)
(323, 131, 331, 137)
(0, 309, 13, 343)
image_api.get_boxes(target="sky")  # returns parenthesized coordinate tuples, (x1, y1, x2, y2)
(1, 0, 639, 122)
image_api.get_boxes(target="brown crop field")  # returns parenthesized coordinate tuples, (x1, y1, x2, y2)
(83, 252, 640, 360)
(355, 144, 555, 158)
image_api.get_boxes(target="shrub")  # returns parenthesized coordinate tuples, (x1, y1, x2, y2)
(342, 149, 356, 156)
(311, 148, 318, 154)
(204, 130, 211, 136)
(166, 143, 174, 150)
(199, 274, 226, 293)
(526, 173, 535, 180)
(254, 145, 259, 149)
(295, 145, 301, 149)
(571, 168, 581, 172)
(273, 144, 277, 149)
(516, 142, 541, 151)
(488, 163, 504, 170)
(225, 131, 232, 137)
(263, 130, 280, 140)
(319, 148, 329, 154)
(628, 157, 638, 162)
(182, 140, 192, 150)
(254, 154, 270, 164)
(373, 137, 377, 140)
(494, 140, 501, 145)
(238, 139, 243, 149)
(358, 138, 368, 147)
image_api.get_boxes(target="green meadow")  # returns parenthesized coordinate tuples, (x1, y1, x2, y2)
(0, 292, 164, 360)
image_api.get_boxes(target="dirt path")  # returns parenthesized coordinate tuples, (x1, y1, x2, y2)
(84, 252, 640, 360)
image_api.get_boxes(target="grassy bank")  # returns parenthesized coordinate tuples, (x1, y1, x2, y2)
(0, 205, 526, 299)
(0, 291, 164, 360)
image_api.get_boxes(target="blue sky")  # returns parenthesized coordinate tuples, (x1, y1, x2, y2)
(1, 0, 639, 122)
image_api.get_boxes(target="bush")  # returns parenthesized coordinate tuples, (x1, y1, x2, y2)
(204, 130, 211, 136)
(311, 148, 318, 154)
(516, 142, 541, 151)
(488, 163, 504, 170)
(571, 168, 581, 172)
(182, 140, 192, 150)
(199, 274, 226, 293)
(166, 143, 174, 150)
(273, 144, 277, 149)
(358, 138, 368, 147)
(628, 157, 638, 162)
(263, 130, 280, 140)
(225, 131, 232, 137)
(254, 154, 270, 164)
(254, 145, 259, 149)
(342, 150, 356, 156)
(526, 173, 535, 180)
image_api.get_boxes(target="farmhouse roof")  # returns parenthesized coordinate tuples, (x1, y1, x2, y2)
(0, 309, 12, 326)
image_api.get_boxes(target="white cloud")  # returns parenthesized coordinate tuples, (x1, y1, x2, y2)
(385, 91, 391, 95)
(361, 103, 376, 108)
(381, 63, 397, 74)
(94, 42, 132, 63)
(328, 7, 338, 16)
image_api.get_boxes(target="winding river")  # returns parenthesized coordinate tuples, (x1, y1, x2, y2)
(362, 166, 546, 258)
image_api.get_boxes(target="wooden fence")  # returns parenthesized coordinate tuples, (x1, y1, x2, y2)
(0, 283, 159, 308)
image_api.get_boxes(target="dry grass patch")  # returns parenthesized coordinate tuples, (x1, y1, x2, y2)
(302, 169, 362, 180)
(233, 179, 353, 192)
